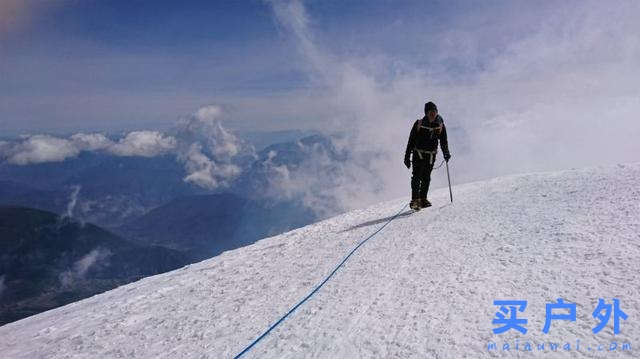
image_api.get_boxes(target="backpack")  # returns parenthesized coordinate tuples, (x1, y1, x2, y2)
(416, 115, 443, 138)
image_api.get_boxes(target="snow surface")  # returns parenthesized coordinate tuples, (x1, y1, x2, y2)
(1, 163, 639, 358)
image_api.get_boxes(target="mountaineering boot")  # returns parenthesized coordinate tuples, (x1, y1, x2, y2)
(409, 199, 421, 211)
(420, 198, 432, 208)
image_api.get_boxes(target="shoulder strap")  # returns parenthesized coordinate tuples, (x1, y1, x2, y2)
(416, 117, 443, 134)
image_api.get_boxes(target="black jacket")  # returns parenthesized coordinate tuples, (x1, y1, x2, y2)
(404, 115, 450, 161)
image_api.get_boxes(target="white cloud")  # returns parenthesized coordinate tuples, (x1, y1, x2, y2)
(62, 185, 81, 220)
(173, 105, 251, 189)
(261, 0, 640, 215)
(175, 105, 245, 158)
(6, 0, 636, 208)
(211, 122, 241, 158)
(2, 131, 177, 164)
(59, 248, 111, 287)
(108, 130, 177, 157)
(179, 142, 241, 189)
(6, 134, 80, 165)
(1, 105, 249, 190)
(1, 132, 112, 165)
(262, 0, 414, 214)
(180, 143, 220, 188)
(70, 133, 113, 151)
(257, 136, 375, 217)
(75, 249, 109, 276)
(194, 105, 223, 125)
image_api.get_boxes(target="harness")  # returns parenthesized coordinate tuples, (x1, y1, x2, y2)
(414, 148, 437, 164)
(413, 118, 442, 165)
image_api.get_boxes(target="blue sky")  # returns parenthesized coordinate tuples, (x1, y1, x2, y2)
(1, 0, 639, 212)
(1, 0, 573, 135)
(2, 0, 297, 134)
(1, 1, 639, 158)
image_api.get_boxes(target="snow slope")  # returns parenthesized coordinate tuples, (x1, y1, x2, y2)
(1, 163, 639, 358)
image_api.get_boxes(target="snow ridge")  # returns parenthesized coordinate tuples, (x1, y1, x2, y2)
(235, 203, 409, 358)
(0, 163, 639, 358)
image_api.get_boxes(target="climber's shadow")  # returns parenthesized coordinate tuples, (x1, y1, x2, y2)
(338, 210, 416, 233)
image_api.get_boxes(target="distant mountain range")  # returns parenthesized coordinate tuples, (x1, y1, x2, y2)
(0, 133, 339, 325)
(0, 152, 208, 228)
(0, 133, 342, 230)
(0, 206, 190, 326)
(114, 192, 315, 261)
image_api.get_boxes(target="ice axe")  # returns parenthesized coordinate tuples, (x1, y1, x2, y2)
(446, 160, 453, 203)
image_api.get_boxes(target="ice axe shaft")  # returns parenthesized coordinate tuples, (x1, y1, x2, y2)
(446, 161, 453, 203)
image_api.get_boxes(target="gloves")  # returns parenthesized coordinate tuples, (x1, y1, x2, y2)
(444, 153, 451, 162)
(404, 156, 411, 169)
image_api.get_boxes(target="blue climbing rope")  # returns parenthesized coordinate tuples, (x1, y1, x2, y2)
(234, 202, 409, 358)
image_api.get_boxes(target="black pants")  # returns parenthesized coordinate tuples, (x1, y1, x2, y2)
(411, 158, 434, 200)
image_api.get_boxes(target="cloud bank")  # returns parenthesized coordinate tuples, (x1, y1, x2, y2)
(3, 1, 639, 217)
(259, 139, 355, 217)
(109, 131, 177, 157)
(4, 135, 81, 165)
(1, 131, 176, 165)
(0, 105, 250, 190)
(260, 0, 640, 215)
